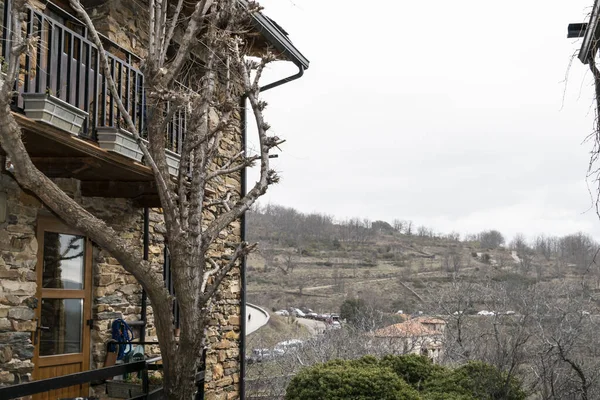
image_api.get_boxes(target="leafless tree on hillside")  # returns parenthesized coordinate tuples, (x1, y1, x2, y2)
(393, 219, 405, 233)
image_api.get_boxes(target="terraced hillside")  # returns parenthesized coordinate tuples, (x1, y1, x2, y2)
(246, 204, 600, 320)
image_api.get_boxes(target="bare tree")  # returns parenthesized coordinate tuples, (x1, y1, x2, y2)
(282, 252, 297, 275)
(406, 220, 413, 236)
(270, 251, 296, 275)
(478, 230, 505, 249)
(510, 233, 530, 254)
(0, 1, 283, 398)
(247, 326, 420, 398)
(529, 284, 600, 400)
(393, 219, 404, 233)
(417, 225, 429, 237)
(442, 249, 462, 275)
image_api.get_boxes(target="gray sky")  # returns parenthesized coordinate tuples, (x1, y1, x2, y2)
(248, 0, 600, 242)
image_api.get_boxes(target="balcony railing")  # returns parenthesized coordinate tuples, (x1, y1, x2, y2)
(0, 0, 186, 156)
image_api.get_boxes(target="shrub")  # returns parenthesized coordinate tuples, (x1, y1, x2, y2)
(285, 359, 421, 400)
(412, 281, 426, 289)
(381, 354, 443, 389)
(340, 298, 369, 328)
(424, 361, 526, 400)
(285, 356, 526, 400)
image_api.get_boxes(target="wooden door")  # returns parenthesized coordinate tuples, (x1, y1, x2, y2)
(33, 217, 92, 400)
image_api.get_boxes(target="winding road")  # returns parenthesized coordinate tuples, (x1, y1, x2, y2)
(246, 303, 270, 335)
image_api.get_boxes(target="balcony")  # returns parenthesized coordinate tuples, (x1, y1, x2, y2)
(0, 1, 186, 205)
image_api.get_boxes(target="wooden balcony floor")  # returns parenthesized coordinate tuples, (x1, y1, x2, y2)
(13, 112, 162, 206)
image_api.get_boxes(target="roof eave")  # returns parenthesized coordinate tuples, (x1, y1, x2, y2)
(238, 0, 310, 70)
(579, 0, 600, 64)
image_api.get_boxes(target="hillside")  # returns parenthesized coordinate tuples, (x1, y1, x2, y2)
(246, 204, 600, 320)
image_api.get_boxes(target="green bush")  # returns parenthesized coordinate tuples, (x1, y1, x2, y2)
(340, 298, 367, 326)
(285, 356, 526, 400)
(285, 359, 421, 400)
(381, 354, 442, 389)
(424, 361, 526, 400)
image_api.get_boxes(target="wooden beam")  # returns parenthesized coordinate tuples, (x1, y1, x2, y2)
(132, 194, 162, 208)
(80, 180, 157, 199)
(30, 156, 102, 177)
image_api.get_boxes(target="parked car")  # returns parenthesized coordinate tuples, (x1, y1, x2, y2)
(274, 310, 289, 316)
(249, 347, 284, 363)
(477, 310, 495, 316)
(249, 348, 271, 363)
(275, 339, 303, 353)
(330, 321, 341, 329)
(292, 308, 306, 318)
(306, 312, 318, 319)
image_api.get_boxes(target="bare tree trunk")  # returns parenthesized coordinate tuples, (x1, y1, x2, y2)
(0, 0, 283, 398)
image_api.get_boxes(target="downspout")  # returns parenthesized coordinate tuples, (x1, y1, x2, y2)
(239, 62, 304, 400)
(140, 207, 149, 342)
(129, 208, 149, 338)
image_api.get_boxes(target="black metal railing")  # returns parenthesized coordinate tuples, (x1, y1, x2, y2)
(0, 0, 186, 154)
(0, 356, 164, 400)
(0, 350, 206, 400)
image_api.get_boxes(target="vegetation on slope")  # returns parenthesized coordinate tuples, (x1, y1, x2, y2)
(285, 355, 526, 400)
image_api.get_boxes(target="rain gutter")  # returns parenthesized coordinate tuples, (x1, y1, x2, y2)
(578, 0, 600, 63)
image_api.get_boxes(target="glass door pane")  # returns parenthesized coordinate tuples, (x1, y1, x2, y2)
(39, 298, 83, 356)
(42, 232, 85, 289)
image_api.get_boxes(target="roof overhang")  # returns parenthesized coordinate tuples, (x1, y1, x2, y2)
(579, 0, 600, 64)
(239, 0, 310, 70)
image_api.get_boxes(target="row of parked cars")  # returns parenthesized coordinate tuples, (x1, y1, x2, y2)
(248, 339, 305, 364)
(476, 310, 516, 316)
(274, 308, 341, 327)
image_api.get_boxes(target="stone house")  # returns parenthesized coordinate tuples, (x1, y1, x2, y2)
(0, 0, 308, 399)
(372, 317, 446, 362)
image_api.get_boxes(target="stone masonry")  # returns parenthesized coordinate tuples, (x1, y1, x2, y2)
(0, 1, 245, 398)
(0, 170, 243, 398)
(0, 173, 38, 386)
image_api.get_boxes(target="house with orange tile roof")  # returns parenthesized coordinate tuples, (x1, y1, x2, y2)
(372, 316, 446, 362)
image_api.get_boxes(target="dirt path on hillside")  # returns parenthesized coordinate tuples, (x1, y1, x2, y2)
(303, 277, 395, 291)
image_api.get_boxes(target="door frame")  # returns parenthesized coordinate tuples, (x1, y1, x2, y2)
(32, 215, 93, 392)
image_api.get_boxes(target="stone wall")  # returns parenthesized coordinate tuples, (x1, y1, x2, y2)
(0, 1, 245, 398)
(203, 117, 243, 400)
(0, 174, 39, 386)
(83, 200, 160, 371)
(85, 0, 149, 59)
(0, 171, 243, 398)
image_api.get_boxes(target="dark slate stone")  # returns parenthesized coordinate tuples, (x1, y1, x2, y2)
(97, 294, 125, 305)
(97, 312, 123, 320)
(0, 332, 34, 359)
(8, 307, 35, 321)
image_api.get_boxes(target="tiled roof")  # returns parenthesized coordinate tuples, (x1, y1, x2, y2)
(373, 320, 441, 338)
(413, 317, 446, 325)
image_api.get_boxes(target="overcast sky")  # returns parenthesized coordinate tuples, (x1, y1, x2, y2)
(248, 0, 600, 242)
